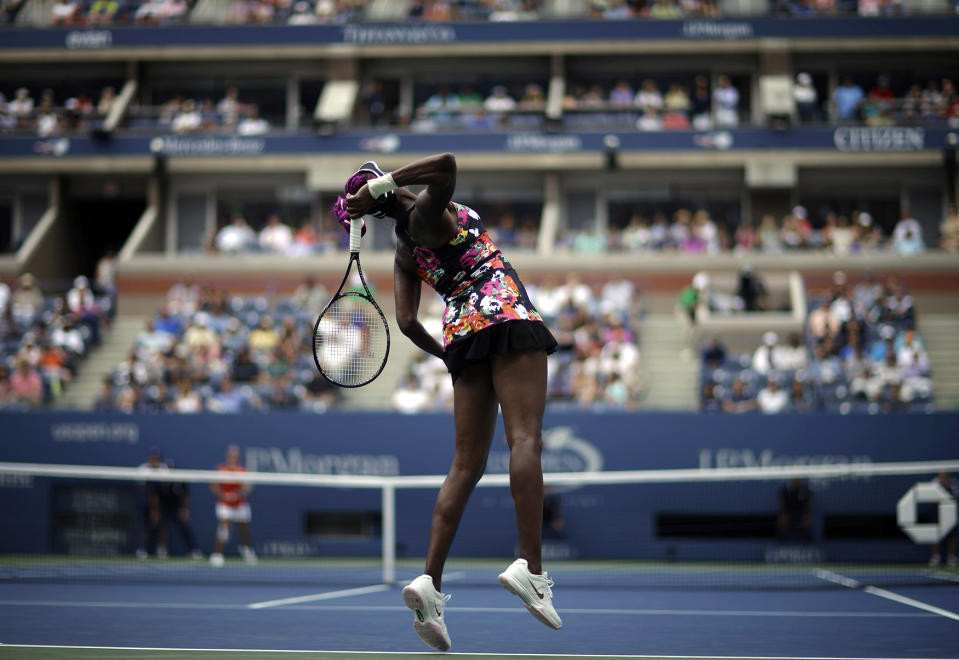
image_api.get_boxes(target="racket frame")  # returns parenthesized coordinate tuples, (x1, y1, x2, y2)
(312, 218, 391, 387)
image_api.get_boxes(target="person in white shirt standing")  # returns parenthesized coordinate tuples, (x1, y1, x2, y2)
(713, 75, 740, 127)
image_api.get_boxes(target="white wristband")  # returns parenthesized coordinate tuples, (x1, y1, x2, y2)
(366, 173, 397, 199)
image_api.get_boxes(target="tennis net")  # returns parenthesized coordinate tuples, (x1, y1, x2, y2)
(0, 459, 957, 590)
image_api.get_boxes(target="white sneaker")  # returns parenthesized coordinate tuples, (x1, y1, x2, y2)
(929, 554, 941, 567)
(239, 545, 258, 565)
(190, 549, 204, 560)
(135, 548, 148, 560)
(498, 558, 562, 630)
(401, 574, 452, 651)
(210, 552, 224, 568)
(156, 546, 168, 559)
(948, 555, 958, 568)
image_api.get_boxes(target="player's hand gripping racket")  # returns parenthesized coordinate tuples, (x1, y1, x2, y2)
(312, 218, 390, 387)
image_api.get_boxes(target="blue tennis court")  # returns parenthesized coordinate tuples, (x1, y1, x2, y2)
(1, 560, 957, 659)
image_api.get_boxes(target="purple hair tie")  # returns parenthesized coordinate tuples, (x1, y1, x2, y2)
(331, 196, 366, 236)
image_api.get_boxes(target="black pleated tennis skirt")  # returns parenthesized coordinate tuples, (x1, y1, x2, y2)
(443, 319, 558, 383)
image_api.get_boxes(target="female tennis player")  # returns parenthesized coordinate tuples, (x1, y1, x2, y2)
(339, 153, 562, 651)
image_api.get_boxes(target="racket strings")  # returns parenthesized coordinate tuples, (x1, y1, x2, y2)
(314, 294, 389, 386)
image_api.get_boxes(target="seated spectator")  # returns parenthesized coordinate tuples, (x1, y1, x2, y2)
(171, 99, 202, 134)
(635, 79, 664, 115)
(10, 357, 42, 408)
(882, 279, 915, 328)
(649, 0, 683, 18)
(7, 88, 34, 127)
(722, 377, 757, 413)
(484, 85, 516, 115)
(701, 336, 726, 368)
(662, 109, 690, 130)
(608, 80, 635, 109)
(757, 377, 788, 414)
(248, 316, 280, 361)
(752, 331, 782, 375)
(288, 1, 318, 24)
(790, 377, 815, 413)
(11, 272, 43, 328)
(636, 107, 663, 131)
(209, 376, 248, 413)
(237, 106, 270, 135)
(231, 346, 260, 383)
(778, 333, 808, 370)
(215, 216, 256, 253)
(183, 312, 221, 361)
(794, 72, 818, 123)
(50, 0, 82, 25)
(519, 84, 546, 110)
(663, 84, 691, 117)
(88, 0, 119, 24)
(892, 209, 926, 255)
(940, 205, 959, 252)
(392, 373, 431, 413)
(713, 75, 739, 127)
(258, 215, 293, 253)
(172, 379, 203, 413)
(51, 315, 86, 360)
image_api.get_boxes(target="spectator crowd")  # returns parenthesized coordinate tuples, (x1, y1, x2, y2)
(699, 271, 935, 415)
(0, 272, 111, 410)
(94, 279, 340, 414)
(559, 204, 954, 257)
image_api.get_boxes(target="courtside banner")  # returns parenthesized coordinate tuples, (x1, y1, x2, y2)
(1, 17, 958, 51)
(1, 412, 956, 560)
(1, 127, 949, 159)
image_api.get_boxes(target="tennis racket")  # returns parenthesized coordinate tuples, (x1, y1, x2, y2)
(312, 218, 390, 387)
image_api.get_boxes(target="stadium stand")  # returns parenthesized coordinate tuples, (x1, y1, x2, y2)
(95, 280, 341, 412)
(0, 2, 957, 414)
(0, 272, 110, 409)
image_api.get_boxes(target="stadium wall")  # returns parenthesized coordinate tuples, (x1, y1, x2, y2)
(1, 412, 956, 563)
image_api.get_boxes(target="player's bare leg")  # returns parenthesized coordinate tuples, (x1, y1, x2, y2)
(491, 349, 561, 629)
(423, 362, 499, 591)
(491, 350, 547, 575)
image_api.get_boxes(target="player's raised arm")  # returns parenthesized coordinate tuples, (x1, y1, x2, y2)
(346, 153, 456, 221)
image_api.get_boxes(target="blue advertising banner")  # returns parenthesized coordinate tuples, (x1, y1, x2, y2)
(1, 126, 949, 160)
(1, 17, 957, 51)
(1, 412, 956, 561)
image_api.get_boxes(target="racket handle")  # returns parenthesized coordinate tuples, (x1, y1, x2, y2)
(349, 218, 362, 253)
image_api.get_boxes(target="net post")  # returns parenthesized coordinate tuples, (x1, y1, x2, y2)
(382, 482, 396, 585)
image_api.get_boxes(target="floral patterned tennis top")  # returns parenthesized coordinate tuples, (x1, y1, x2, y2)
(396, 202, 545, 347)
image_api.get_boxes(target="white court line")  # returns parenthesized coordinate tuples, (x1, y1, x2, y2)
(247, 584, 390, 609)
(862, 586, 959, 623)
(813, 569, 959, 623)
(0, 600, 932, 618)
(0, 645, 953, 659)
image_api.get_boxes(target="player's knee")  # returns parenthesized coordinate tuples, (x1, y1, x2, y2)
(508, 429, 542, 455)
